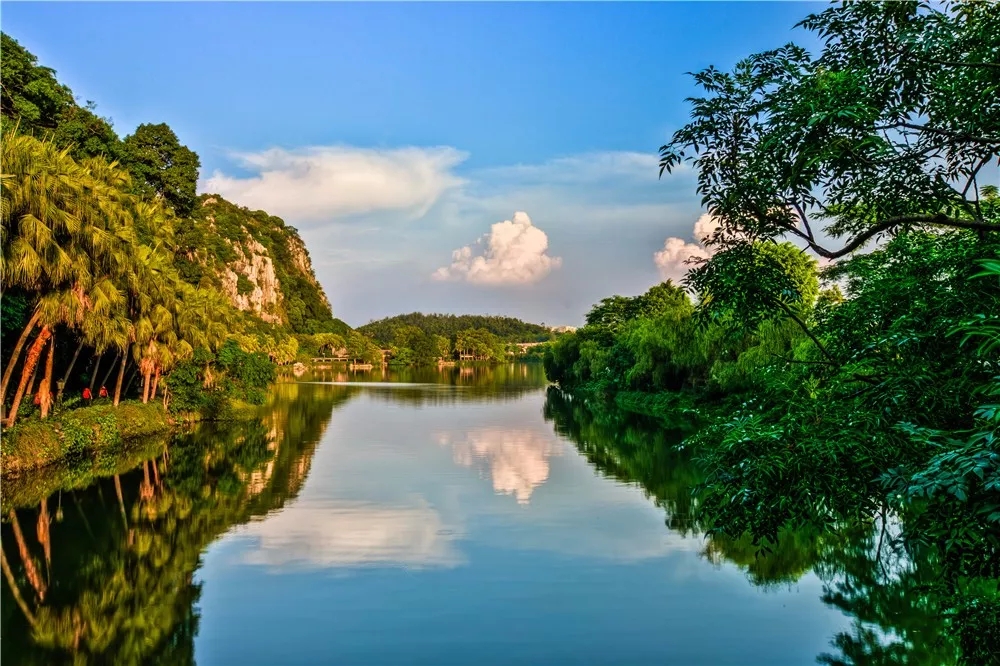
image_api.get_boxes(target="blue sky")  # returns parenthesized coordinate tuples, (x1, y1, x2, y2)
(4, 2, 824, 326)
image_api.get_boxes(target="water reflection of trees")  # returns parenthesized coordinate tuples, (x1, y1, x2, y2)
(542, 387, 963, 665)
(298, 362, 549, 406)
(0, 382, 350, 665)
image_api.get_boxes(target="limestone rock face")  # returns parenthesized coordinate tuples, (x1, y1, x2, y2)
(220, 237, 283, 324)
(186, 194, 335, 331)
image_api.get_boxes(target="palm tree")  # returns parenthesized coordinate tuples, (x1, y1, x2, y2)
(1, 133, 138, 425)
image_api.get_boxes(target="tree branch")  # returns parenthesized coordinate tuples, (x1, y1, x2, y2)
(924, 58, 1000, 70)
(775, 300, 837, 364)
(962, 155, 992, 199)
(788, 199, 815, 241)
(877, 122, 1000, 145)
(802, 214, 999, 260)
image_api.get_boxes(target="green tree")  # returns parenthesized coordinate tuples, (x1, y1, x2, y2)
(0, 33, 73, 132)
(658, 1, 998, 261)
(0, 33, 123, 162)
(122, 123, 200, 217)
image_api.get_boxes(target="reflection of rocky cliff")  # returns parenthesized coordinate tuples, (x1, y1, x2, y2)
(437, 428, 561, 504)
(0, 383, 350, 665)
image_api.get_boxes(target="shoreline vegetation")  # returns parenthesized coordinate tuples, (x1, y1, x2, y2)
(0, 396, 265, 477)
(543, 2, 999, 662)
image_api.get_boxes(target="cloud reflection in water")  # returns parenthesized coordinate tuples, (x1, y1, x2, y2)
(436, 428, 563, 505)
(239, 500, 463, 571)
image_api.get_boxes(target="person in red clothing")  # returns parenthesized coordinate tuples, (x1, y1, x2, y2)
(83, 387, 93, 402)
(99, 385, 109, 399)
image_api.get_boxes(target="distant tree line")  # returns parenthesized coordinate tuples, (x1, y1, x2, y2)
(357, 312, 554, 345)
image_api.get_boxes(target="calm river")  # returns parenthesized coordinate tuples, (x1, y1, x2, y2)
(3, 363, 905, 665)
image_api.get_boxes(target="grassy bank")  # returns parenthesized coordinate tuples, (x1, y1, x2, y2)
(1, 394, 270, 476)
(0, 402, 172, 475)
(1, 432, 171, 508)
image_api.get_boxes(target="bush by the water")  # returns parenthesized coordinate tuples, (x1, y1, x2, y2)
(166, 340, 276, 416)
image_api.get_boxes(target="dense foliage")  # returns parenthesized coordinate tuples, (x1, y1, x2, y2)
(548, 3, 999, 663)
(166, 340, 277, 415)
(0, 33, 123, 163)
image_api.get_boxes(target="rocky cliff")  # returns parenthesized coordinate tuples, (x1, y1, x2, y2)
(175, 195, 335, 333)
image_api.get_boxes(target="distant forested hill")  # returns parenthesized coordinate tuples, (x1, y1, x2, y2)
(357, 313, 554, 345)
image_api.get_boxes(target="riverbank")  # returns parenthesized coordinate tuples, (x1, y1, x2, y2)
(0, 398, 262, 476)
(0, 402, 171, 475)
(1, 430, 171, 508)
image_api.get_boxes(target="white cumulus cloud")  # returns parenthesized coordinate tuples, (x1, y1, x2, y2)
(432, 211, 562, 285)
(653, 213, 720, 282)
(201, 145, 468, 222)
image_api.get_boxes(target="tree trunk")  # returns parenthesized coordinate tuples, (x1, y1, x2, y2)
(89, 352, 103, 392)
(113, 353, 127, 406)
(0, 309, 40, 408)
(101, 353, 119, 392)
(37, 498, 51, 573)
(39, 333, 55, 419)
(0, 546, 36, 628)
(25, 358, 41, 407)
(7, 510, 45, 602)
(141, 365, 152, 404)
(5, 326, 52, 428)
(57, 339, 85, 403)
(151, 366, 161, 400)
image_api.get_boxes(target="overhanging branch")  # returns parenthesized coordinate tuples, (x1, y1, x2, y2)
(798, 214, 999, 260)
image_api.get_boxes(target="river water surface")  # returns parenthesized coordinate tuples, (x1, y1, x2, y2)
(3, 363, 898, 665)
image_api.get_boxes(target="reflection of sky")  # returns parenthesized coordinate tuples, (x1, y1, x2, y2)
(195, 384, 852, 666)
